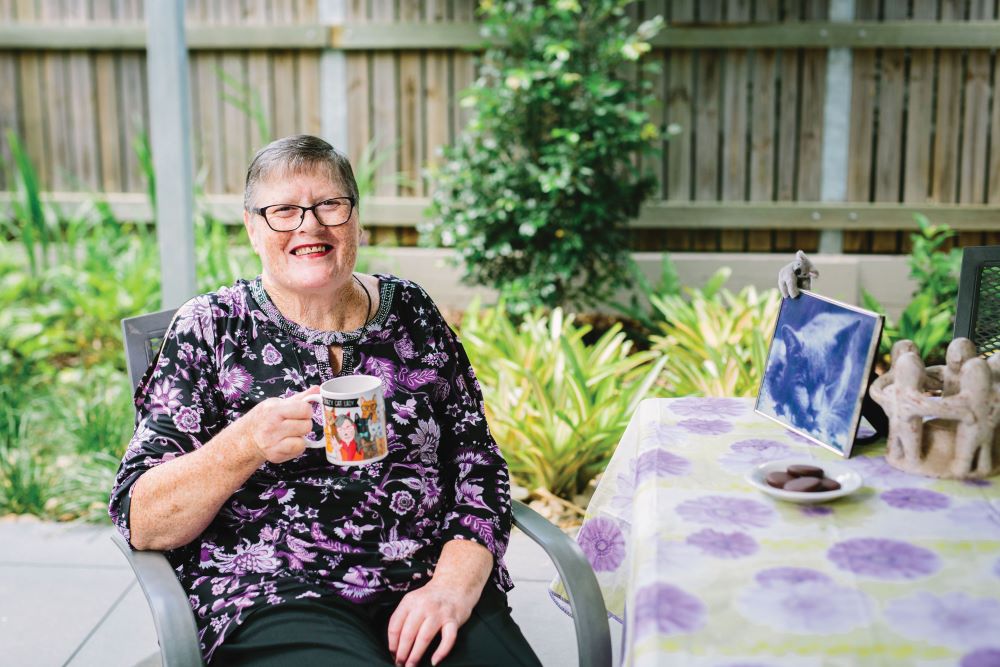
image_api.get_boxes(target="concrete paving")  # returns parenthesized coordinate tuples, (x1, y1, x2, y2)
(0, 519, 621, 667)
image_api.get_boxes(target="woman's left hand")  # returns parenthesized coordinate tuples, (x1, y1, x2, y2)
(387, 579, 479, 666)
(387, 539, 493, 666)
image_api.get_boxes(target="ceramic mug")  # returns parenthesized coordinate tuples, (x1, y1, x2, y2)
(303, 375, 389, 465)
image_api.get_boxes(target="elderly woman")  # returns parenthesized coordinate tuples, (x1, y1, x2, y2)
(109, 135, 540, 667)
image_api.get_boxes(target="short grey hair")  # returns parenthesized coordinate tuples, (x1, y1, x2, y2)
(244, 135, 359, 211)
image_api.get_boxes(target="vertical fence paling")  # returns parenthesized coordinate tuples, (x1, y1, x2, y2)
(1, 1, 1000, 251)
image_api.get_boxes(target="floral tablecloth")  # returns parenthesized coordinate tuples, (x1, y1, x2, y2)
(551, 398, 1000, 667)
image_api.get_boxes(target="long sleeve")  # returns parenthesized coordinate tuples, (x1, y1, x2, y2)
(430, 307, 513, 576)
(108, 295, 224, 546)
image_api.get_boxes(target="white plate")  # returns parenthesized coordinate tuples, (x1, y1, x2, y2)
(745, 458, 863, 504)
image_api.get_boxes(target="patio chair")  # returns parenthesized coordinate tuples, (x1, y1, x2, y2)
(953, 245, 1000, 357)
(115, 308, 612, 667)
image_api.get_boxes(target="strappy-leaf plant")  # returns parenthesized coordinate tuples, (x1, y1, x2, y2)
(649, 268, 782, 398)
(460, 302, 666, 499)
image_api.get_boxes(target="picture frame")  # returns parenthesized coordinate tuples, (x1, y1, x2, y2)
(755, 290, 884, 457)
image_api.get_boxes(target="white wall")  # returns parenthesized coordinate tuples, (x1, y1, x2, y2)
(366, 248, 917, 319)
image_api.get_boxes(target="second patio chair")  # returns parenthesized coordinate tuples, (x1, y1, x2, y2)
(953, 245, 1000, 357)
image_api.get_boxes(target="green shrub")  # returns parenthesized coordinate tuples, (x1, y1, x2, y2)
(425, 0, 663, 310)
(0, 390, 58, 516)
(460, 301, 665, 499)
(650, 268, 782, 397)
(0, 134, 259, 520)
(863, 215, 962, 364)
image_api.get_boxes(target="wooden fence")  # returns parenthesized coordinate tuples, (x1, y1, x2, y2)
(1, 0, 999, 253)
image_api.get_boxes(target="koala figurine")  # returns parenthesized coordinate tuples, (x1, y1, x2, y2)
(777, 250, 819, 298)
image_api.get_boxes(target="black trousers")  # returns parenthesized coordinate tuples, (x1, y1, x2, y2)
(211, 585, 542, 667)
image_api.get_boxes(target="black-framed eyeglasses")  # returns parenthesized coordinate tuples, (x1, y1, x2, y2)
(253, 197, 356, 232)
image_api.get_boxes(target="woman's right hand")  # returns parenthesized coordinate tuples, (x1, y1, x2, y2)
(240, 386, 320, 464)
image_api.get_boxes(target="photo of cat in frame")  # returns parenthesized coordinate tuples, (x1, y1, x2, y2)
(755, 291, 884, 457)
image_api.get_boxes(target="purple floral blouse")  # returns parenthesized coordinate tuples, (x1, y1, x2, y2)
(109, 275, 513, 662)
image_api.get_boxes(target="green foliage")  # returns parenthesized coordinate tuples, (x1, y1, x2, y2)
(649, 269, 782, 397)
(425, 0, 663, 310)
(863, 215, 962, 364)
(0, 391, 57, 516)
(58, 366, 135, 457)
(4, 130, 54, 273)
(905, 214, 962, 305)
(0, 136, 261, 520)
(193, 206, 261, 291)
(460, 301, 666, 499)
(602, 253, 682, 342)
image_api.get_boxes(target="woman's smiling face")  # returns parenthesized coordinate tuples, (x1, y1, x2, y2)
(243, 168, 359, 298)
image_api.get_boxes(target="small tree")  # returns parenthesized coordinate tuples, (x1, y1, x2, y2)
(424, 0, 663, 310)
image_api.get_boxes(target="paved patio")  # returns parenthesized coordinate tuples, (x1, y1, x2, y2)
(0, 519, 621, 667)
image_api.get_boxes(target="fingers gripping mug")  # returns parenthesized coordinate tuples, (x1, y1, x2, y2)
(303, 375, 389, 465)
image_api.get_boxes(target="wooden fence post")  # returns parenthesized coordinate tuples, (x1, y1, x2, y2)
(320, 0, 350, 154)
(818, 0, 854, 254)
(146, 0, 196, 308)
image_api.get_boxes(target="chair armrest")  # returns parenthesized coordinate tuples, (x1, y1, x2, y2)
(511, 500, 612, 667)
(110, 532, 206, 667)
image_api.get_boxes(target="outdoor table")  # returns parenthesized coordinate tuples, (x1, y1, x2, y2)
(551, 397, 1000, 666)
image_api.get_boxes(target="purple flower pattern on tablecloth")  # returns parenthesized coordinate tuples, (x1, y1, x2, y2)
(800, 505, 834, 517)
(994, 557, 1000, 578)
(881, 488, 950, 511)
(718, 439, 794, 471)
(686, 529, 757, 559)
(678, 418, 733, 435)
(669, 397, 747, 418)
(676, 495, 775, 529)
(963, 478, 993, 488)
(947, 502, 1000, 536)
(655, 539, 699, 571)
(611, 450, 692, 511)
(636, 449, 691, 480)
(785, 430, 817, 445)
(737, 578, 872, 635)
(609, 469, 636, 513)
(642, 422, 689, 448)
(632, 582, 705, 639)
(885, 592, 1000, 649)
(851, 456, 925, 487)
(827, 538, 940, 580)
(756, 567, 832, 587)
(577, 517, 626, 572)
(962, 648, 1000, 667)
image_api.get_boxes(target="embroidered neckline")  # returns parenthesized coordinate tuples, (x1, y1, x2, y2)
(245, 275, 395, 346)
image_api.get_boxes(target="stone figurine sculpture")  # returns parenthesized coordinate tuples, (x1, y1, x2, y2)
(869, 338, 1000, 479)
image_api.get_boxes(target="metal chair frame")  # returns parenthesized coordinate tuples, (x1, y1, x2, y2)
(116, 309, 612, 667)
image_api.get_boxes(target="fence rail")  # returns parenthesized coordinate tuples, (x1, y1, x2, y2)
(2, 192, 997, 232)
(2, 0, 1000, 254)
(5, 21, 1000, 50)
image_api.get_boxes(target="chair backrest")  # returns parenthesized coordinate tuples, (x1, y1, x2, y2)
(953, 245, 1000, 357)
(122, 308, 178, 391)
